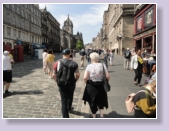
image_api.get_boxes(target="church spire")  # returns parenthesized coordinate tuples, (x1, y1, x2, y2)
(45, 5, 47, 11)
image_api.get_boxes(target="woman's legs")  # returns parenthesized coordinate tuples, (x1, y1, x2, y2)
(137, 68, 142, 84)
(99, 109, 104, 118)
(134, 69, 139, 84)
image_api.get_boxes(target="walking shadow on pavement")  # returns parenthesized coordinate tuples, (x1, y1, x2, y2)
(103, 111, 134, 118)
(3, 90, 44, 98)
(69, 110, 91, 118)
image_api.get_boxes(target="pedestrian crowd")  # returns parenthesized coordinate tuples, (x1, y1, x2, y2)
(3, 46, 156, 118)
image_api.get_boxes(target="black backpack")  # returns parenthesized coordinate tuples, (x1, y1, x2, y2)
(125, 51, 131, 59)
(56, 59, 72, 87)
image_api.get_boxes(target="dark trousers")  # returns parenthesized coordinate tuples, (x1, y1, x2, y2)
(59, 85, 75, 118)
(134, 68, 142, 84)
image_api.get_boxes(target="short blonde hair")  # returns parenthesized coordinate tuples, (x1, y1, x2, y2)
(143, 80, 156, 93)
(90, 52, 100, 62)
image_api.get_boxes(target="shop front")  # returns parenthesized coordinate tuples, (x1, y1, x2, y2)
(134, 4, 156, 53)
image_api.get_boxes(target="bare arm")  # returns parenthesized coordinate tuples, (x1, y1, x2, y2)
(75, 69, 80, 81)
(105, 71, 110, 81)
(84, 70, 89, 83)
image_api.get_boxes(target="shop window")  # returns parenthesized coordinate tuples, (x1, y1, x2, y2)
(143, 36, 152, 52)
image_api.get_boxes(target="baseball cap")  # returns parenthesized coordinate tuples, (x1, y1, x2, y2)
(62, 48, 70, 55)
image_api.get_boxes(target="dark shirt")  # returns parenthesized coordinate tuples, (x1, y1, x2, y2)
(54, 58, 78, 85)
(80, 51, 86, 56)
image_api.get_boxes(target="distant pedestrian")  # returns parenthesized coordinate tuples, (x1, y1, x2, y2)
(3, 51, 15, 94)
(79, 49, 86, 67)
(53, 48, 80, 118)
(73, 50, 76, 57)
(117, 48, 119, 55)
(109, 50, 114, 66)
(46, 49, 55, 79)
(70, 49, 73, 60)
(42, 48, 48, 74)
(103, 49, 109, 69)
(131, 50, 144, 87)
(87, 49, 92, 64)
(82, 52, 110, 118)
(124, 48, 131, 70)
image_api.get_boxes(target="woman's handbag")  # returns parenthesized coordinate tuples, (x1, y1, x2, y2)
(102, 64, 111, 92)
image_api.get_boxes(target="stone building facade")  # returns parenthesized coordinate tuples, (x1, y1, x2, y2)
(60, 15, 83, 50)
(107, 4, 135, 55)
(3, 4, 42, 54)
(102, 11, 109, 49)
(41, 7, 60, 51)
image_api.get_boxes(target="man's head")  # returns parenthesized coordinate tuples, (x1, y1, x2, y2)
(62, 48, 70, 57)
(4, 51, 10, 56)
(127, 48, 129, 50)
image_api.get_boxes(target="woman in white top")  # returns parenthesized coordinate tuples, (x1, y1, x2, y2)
(109, 50, 114, 66)
(131, 50, 144, 87)
(42, 49, 48, 74)
(82, 52, 110, 118)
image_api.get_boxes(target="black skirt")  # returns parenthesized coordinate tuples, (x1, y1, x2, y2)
(82, 80, 108, 109)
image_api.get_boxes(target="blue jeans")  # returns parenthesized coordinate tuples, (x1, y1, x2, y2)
(59, 85, 75, 118)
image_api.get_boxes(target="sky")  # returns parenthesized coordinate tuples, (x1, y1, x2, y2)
(39, 4, 109, 45)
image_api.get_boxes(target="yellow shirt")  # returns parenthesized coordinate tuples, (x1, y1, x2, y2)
(9, 54, 13, 59)
(46, 54, 55, 63)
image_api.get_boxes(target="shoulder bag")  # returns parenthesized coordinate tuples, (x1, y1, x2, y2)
(102, 63, 111, 92)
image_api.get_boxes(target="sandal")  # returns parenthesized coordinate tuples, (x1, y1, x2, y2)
(134, 81, 138, 85)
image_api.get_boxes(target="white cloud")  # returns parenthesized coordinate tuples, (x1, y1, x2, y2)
(55, 4, 108, 30)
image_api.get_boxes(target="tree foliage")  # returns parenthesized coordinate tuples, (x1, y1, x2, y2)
(76, 40, 84, 50)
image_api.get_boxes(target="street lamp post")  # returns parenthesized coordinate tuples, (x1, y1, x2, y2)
(117, 34, 122, 55)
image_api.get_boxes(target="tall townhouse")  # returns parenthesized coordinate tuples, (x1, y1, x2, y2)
(3, 4, 42, 54)
(107, 4, 135, 55)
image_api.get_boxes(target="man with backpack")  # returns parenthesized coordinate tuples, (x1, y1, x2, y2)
(124, 47, 131, 70)
(52, 48, 80, 118)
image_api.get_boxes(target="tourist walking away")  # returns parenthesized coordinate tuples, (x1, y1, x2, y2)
(103, 49, 109, 69)
(124, 48, 131, 70)
(46, 49, 55, 79)
(30, 48, 34, 59)
(87, 49, 92, 64)
(131, 50, 144, 87)
(3, 51, 15, 94)
(80, 49, 86, 67)
(109, 50, 114, 66)
(53, 48, 80, 118)
(82, 52, 110, 118)
(42, 48, 48, 74)
(73, 50, 76, 57)
(70, 49, 74, 60)
(116, 48, 119, 55)
(132, 80, 156, 118)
